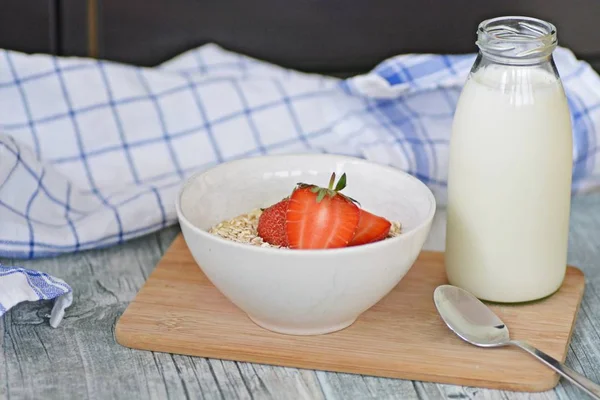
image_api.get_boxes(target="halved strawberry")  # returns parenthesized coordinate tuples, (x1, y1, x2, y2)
(257, 198, 290, 247)
(286, 173, 360, 249)
(348, 209, 391, 246)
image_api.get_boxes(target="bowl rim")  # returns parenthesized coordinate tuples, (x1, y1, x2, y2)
(175, 153, 436, 256)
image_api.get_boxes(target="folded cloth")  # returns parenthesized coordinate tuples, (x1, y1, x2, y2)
(0, 43, 600, 262)
(0, 263, 72, 327)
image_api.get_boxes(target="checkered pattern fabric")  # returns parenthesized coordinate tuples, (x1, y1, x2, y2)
(1, 44, 600, 260)
(0, 263, 72, 327)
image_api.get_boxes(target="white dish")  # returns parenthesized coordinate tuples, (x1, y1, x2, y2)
(176, 154, 436, 335)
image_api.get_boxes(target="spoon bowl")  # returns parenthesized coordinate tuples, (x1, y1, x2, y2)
(434, 284, 600, 399)
(434, 284, 509, 348)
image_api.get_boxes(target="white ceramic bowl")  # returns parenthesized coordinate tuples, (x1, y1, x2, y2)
(176, 154, 436, 335)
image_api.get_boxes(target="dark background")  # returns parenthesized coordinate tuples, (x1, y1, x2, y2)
(2, 0, 600, 76)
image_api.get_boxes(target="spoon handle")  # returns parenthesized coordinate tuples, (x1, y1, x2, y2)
(510, 340, 600, 399)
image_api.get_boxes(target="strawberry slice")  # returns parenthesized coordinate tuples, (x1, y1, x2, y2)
(286, 173, 360, 249)
(348, 209, 391, 246)
(257, 198, 290, 247)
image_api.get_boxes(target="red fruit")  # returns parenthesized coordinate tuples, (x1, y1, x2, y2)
(348, 209, 392, 246)
(286, 173, 360, 249)
(257, 198, 290, 247)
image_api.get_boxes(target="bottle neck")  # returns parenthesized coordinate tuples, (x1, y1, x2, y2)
(476, 51, 556, 70)
(478, 50, 553, 67)
(476, 16, 558, 66)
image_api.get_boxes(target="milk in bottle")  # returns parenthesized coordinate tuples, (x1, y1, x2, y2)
(445, 16, 573, 303)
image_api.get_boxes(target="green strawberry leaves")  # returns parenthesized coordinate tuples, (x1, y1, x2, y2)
(296, 172, 359, 205)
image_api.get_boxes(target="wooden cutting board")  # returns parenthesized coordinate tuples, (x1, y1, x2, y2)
(116, 234, 585, 392)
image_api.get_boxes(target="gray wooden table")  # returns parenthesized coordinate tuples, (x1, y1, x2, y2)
(2, 193, 600, 400)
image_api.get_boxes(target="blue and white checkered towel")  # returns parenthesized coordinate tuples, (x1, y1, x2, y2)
(0, 263, 72, 327)
(1, 44, 600, 324)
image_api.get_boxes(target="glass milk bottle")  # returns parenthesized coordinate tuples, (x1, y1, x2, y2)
(445, 16, 573, 303)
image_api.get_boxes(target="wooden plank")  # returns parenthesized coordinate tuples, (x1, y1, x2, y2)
(116, 234, 585, 393)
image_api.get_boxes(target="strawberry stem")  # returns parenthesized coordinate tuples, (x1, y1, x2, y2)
(334, 173, 347, 192)
(328, 173, 336, 190)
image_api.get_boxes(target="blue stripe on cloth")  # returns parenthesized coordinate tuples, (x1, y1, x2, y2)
(64, 183, 81, 251)
(369, 100, 417, 175)
(151, 187, 167, 228)
(99, 62, 143, 183)
(4, 53, 41, 158)
(0, 139, 21, 193)
(136, 69, 185, 179)
(25, 169, 45, 258)
(272, 79, 312, 150)
(230, 79, 267, 155)
(569, 93, 589, 182)
(391, 61, 437, 177)
(52, 60, 98, 191)
(193, 51, 208, 74)
(186, 79, 224, 163)
(45, 275, 72, 292)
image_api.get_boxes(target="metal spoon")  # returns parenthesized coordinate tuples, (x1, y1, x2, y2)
(433, 284, 600, 399)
